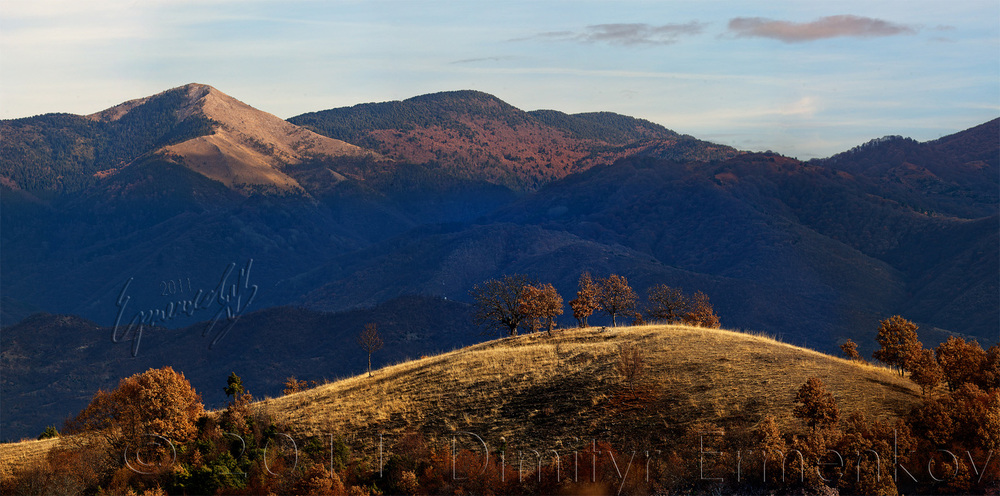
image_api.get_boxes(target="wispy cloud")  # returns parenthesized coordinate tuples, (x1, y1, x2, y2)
(529, 22, 706, 46)
(450, 56, 519, 65)
(728, 15, 917, 42)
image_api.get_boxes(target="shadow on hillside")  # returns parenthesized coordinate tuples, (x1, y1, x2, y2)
(862, 376, 916, 398)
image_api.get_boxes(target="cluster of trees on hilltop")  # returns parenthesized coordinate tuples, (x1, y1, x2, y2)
(470, 272, 720, 335)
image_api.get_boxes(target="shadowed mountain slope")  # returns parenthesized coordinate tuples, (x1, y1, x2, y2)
(0, 296, 477, 441)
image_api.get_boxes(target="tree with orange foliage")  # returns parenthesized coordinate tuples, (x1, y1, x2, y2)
(872, 315, 921, 376)
(793, 377, 839, 432)
(681, 290, 721, 328)
(909, 348, 943, 397)
(67, 366, 203, 443)
(518, 283, 563, 335)
(65, 366, 204, 479)
(595, 274, 636, 327)
(935, 336, 987, 391)
(569, 272, 600, 327)
(357, 322, 383, 377)
(840, 339, 861, 360)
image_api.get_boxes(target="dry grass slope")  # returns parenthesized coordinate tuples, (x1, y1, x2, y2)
(0, 438, 60, 481)
(0, 324, 921, 476)
(263, 324, 920, 450)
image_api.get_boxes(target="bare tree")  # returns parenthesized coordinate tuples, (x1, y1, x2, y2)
(470, 274, 534, 336)
(357, 323, 383, 377)
(596, 274, 637, 327)
(645, 284, 689, 323)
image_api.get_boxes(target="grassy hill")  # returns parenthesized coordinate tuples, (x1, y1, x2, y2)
(262, 324, 919, 451)
(0, 323, 922, 486)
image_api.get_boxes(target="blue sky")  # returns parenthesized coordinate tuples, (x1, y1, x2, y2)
(1, 0, 997, 158)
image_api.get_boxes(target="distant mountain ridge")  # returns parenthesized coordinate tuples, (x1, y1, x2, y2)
(814, 118, 999, 219)
(290, 90, 739, 190)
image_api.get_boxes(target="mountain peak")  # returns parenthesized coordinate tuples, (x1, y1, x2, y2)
(83, 83, 378, 194)
(86, 83, 215, 123)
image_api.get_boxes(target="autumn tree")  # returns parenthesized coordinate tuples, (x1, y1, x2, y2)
(518, 283, 563, 335)
(569, 272, 600, 327)
(792, 377, 839, 432)
(645, 284, 688, 323)
(872, 315, 922, 376)
(595, 274, 637, 327)
(470, 274, 534, 336)
(357, 322, 384, 377)
(66, 366, 204, 474)
(840, 339, 861, 360)
(681, 290, 721, 328)
(909, 348, 943, 397)
(935, 336, 987, 391)
(981, 345, 1000, 390)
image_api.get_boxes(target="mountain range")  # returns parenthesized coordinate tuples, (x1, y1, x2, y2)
(1, 83, 996, 441)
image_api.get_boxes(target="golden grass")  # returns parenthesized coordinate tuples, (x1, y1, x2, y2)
(0, 437, 60, 481)
(1, 324, 922, 475)
(261, 324, 920, 450)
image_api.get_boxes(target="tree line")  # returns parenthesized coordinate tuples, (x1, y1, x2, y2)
(470, 272, 720, 336)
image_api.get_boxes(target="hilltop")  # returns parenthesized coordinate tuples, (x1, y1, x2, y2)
(262, 324, 919, 448)
(0, 323, 923, 482)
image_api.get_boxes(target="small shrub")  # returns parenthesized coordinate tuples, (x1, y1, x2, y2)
(614, 342, 646, 392)
(37, 426, 59, 440)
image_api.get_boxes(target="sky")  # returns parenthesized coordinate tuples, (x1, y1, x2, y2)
(1, 0, 997, 158)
